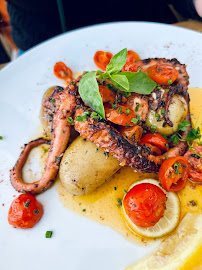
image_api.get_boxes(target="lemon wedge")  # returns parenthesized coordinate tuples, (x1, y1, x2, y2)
(125, 212, 202, 270)
(122, 179, 180, 238)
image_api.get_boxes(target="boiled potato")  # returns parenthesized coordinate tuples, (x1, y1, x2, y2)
(40, 86, 56, 139)
(59, 136, 120, 196)
(146, 94, 188, 136)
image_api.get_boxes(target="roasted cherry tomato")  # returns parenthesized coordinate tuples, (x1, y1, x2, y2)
(140, 133, 169, 152)
(159, 156, 189, 192)
(139, 142, 161, 156)
(104, 103, 137, 126)
(146, 64, 179, 85)
(122, 62, 139, 72)
(99, 85, 116, 103)
(94, 51, 113, 70)
(126, 50, 141, 62)
(8, 194, 43, 229)
(184, 146, 202, 183)
(54, 61, 73, 80)
(123, 183, 167, 228)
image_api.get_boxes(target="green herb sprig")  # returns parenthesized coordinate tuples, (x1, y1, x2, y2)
(171, 118, 202, 158)
(79, 48, 157, 119)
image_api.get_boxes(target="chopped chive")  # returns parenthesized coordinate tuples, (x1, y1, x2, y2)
(189, 200, 197, 206)
(168, 79, 172, 85)
(50, 99, 55, 103)
(111, 103, 116, 108)
(44, 148, 48, 153)
(135, 104, 141, 112)
(136, 115, 140, 122)
(161, 108, 165, 116)
(91, 112, 100, 119)
(45, 231, 53, 238)
(118, 106, 122, 114)
(75, 115, 84, 122)
(117, 198, 122, 207)
(165, 155, 169, 159)
(123, 190, 127, 194)
(155, 112, 160, 118)
(23, 200, 31, 209)
(156, 86, 161, 90)
(0, 136, 3, 140)
(125, 108, 130, 116)
(131, 118, 138, 124)
(62, 130, 64, 133)
(82, 209, 86, 212)
(67, 117, 74, 123)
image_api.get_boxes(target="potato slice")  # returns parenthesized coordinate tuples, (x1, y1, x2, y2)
(59, 136, 120, 196)
(146, 95, 188, 136)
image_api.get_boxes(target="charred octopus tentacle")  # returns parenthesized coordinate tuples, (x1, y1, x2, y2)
(10, 58, 191, 194)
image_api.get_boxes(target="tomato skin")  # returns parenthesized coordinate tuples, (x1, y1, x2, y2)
(104, 103, 137, 126)
(146, 64, 179, 85)
(126, 50, 141, 62)
(184, 146, 202, 183)
(99, 85, 116, 103)
(122, 62, 139, 72)
(123, 183, 167, 228)
(140, 133, 169, 152)
(139, 142, 161, 156)
(159, 156, 189, 192)
(8, 194, 43, 229)
(94, 51, 113, 70)
(54, 62, 73, 80)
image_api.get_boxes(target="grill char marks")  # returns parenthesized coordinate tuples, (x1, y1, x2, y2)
(74, 107, 159, 173)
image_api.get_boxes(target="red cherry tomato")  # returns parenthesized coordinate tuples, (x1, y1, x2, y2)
(126, 50, 141, 62)
(94, 51, 113, 70)
(146, 64, 179, 85)
(8, 194, 43, 229)
(159, 156, 189, 192)
(122, 62, 139, 72)
(54, 61, 73, 80)
(184, 146, 202, 183)
(104, 103, 137, 126)
(123, 183, 167, 228)
(140, 133, 169, 152)
(139, 142, 161, 156)
(99, 85, 116, 103)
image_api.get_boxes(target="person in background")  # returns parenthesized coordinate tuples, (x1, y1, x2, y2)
(4, 0, 202, 52)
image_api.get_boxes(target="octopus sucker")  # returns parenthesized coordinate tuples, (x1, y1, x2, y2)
(10, 58, 191, 194)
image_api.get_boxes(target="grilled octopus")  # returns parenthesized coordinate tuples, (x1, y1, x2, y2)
(10, 58, 191, 195)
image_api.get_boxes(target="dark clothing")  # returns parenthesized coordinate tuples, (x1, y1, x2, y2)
(6, 0, 202, 51)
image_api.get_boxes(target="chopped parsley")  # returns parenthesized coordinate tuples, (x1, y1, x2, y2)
(45, 231, 53, 238)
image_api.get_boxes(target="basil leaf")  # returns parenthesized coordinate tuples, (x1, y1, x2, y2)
(121, 70, 157, 94)
(78, 71, 105, 119)
(110, 73, 129, 92)
(106, 48, 127, 75)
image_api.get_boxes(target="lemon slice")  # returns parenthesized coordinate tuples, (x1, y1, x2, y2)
(122, 179, 180, 238)
(125, 213, 202, 270)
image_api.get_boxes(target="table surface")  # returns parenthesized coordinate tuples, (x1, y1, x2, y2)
(0, 20, 202, 71)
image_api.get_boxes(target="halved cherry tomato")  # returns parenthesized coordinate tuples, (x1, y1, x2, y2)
(146, 64, 179, 85)
(8, 194, 43, 229)
(139, 142, 161, 156)
(184, 146, 202, 183)
(94, 51, 113, 70)
(54, 61, 73, 80)
(126, 50, 141, 62)
(104, 103, 137, 126)
(99, 85, 116, 103)
(140, 133, 169, 152)
(123, 183, 167, 227)
(159, 156, 189, 192)
(122, 62, 139, 72)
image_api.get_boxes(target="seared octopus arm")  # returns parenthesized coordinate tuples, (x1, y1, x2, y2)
(10, 86, 76, 194)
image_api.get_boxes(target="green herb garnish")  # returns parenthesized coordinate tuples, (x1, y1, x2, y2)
(67, 117, 74, 124)
(135, 104, 141, 112)
(117, 198, 122, 207)
(78, 48, 157, 120)
(45, 231, 53, 238)
(0, 136, 3, 140)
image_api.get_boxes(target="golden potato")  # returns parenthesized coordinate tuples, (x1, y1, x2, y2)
(146, 95, 188, 136)
(59, 136, 120, 196)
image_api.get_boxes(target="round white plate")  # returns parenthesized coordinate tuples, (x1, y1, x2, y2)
(0, 22, 201, 270)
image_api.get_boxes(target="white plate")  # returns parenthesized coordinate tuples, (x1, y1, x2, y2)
(0, 22, 202, 270)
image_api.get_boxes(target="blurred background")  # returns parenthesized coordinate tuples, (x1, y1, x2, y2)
(0, 0, 202, 65)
